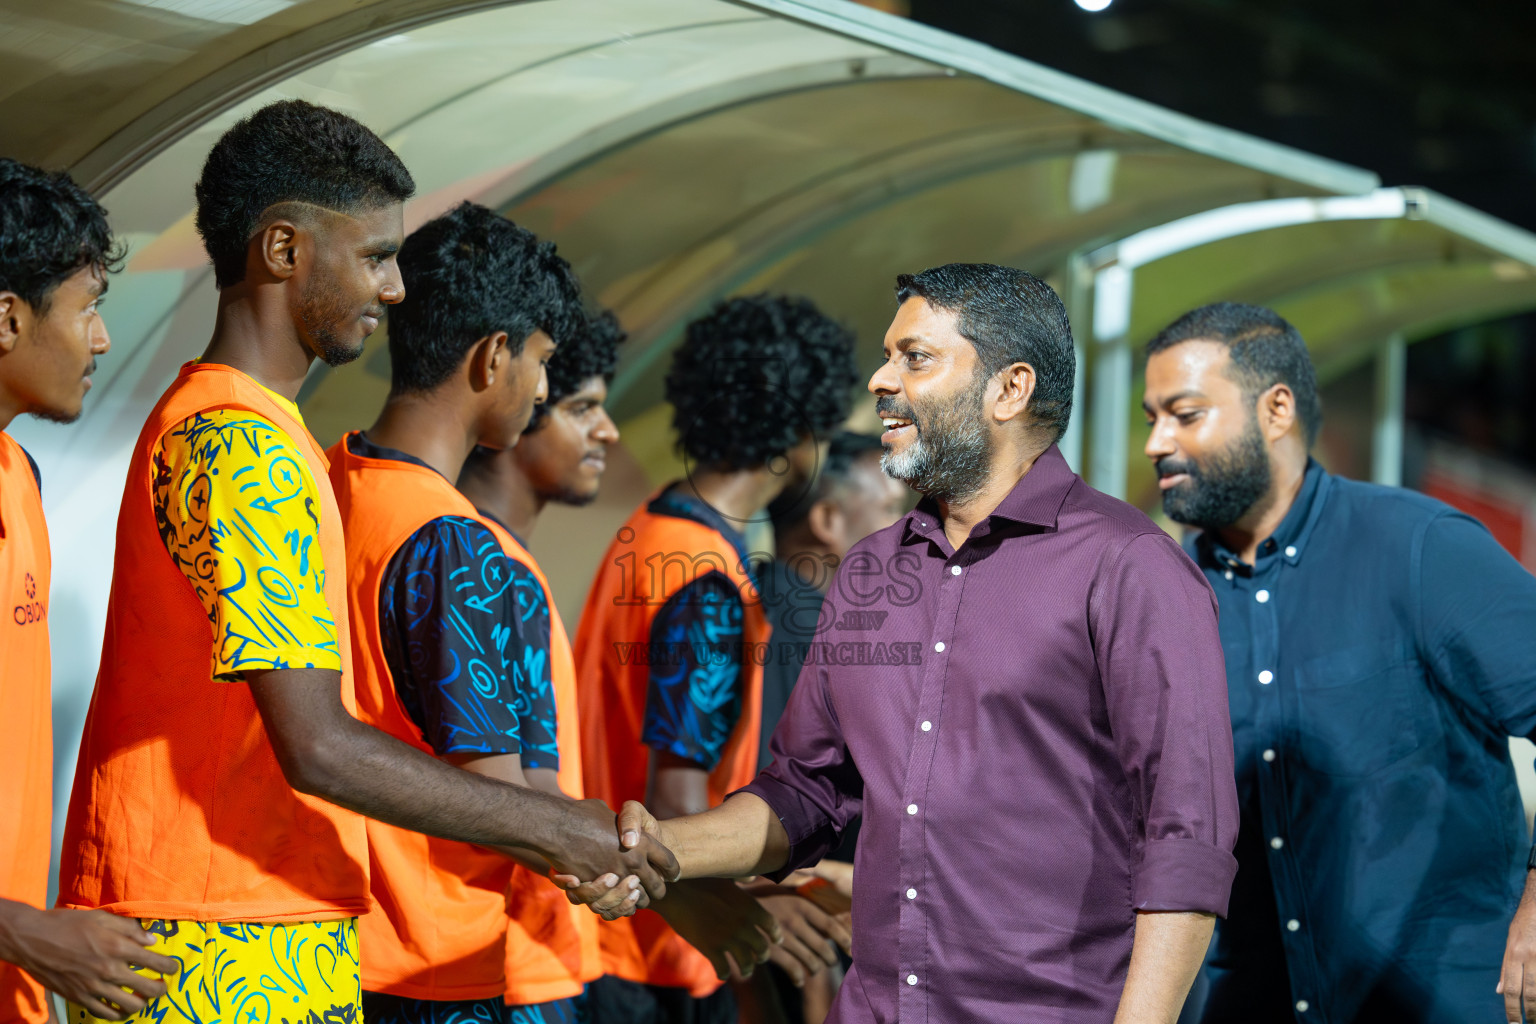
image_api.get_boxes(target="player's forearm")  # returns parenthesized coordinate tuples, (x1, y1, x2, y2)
(452, 755, 562, 873)
(310, 712, 574, 856)
(650, 755, 712, 820)
(1112, 910, 1214, 1024)
(253, 667, 571, 858)
(655, 793, 792, 879)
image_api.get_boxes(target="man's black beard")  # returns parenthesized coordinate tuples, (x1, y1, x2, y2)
(32, 406, 82, 425)
(878, 369, 994, 504)
(1159, 417, 1271, 530)
(298, 276, 366, 368)
(545, 483, 598, 508)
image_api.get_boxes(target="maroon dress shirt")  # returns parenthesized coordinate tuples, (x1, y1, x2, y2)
(743, 445, 1239, 1023)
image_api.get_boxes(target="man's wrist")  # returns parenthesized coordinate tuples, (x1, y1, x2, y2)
(521, 791, 579, 863)
(654, 819, 687, 878)
(1525, 844, 1536, 873)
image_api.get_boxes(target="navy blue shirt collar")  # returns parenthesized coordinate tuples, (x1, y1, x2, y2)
(1196, 457, 1331, 574)
(348, 429, 449, 481)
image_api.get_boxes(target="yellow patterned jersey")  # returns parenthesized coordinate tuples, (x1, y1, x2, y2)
(67, 917, 360, 1024)
(152, 393, 340, 681)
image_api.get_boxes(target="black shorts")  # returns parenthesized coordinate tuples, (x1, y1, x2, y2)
(583, 976, 735, 1024)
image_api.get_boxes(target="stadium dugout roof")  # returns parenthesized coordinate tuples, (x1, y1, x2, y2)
(1080, 185, 1536, 505)
(3, 0, 1535, 649)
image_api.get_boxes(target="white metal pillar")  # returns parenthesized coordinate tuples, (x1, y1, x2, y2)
(1088, 264, 1133, 498)
(1372, 333, 1406, 487)
(1058, 251, 1092, 474)
(1081, 188, 1415, 500)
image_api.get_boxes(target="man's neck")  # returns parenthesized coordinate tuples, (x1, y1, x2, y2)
(459, 463, 545, 540)
(678, 465, 785, 528)
(1213, 454, 1309, 566)
(776, 535, 835, 592)
(936, 439, 1048, 551)
(365, 390, 479, 483)
(201, 291, 315, 402)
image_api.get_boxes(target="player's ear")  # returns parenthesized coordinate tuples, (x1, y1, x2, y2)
(470, 331, 510, 389)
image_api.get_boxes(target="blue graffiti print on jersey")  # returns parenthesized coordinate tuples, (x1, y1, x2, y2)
(379, 515, 558, 765)
(641, 571, 746, 771)
(508, 568, 560, 767)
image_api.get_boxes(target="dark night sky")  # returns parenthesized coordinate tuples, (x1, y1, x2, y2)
(906, 0, 1536, 232)
(899, 0, 1536, 475)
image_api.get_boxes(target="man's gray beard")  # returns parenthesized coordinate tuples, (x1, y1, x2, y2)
(881, 375, 994, 504)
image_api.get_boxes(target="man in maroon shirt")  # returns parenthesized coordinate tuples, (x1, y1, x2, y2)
(564, 263, 1239, 1023)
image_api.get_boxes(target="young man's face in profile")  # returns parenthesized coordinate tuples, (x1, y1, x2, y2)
(515, 375, 620, 506)
(293, 202, 404, 367)
(0, 264, 112, 424)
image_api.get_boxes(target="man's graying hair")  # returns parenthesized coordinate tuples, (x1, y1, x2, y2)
(895, 263, 1076, 444)
(1146, 302, 1322, 446)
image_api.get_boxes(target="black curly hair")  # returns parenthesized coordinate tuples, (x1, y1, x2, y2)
(896, 263, 1075, 443)
(524, 308, 624, 434)
(0, 158, 123, 311)
(194, 99, 415, 288)
(388, 202, 582, 395)
(666, 294, 859, 470)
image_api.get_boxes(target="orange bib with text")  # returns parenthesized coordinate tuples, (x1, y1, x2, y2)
(0, 432, 53, 1023)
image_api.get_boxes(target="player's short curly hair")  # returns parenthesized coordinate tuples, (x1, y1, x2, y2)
(388, 202, 582, 395)
(194, 99, 415, 288)
(0, 158, 123, 311)
(666, 294, 859, 470)
(524, 309, 624, 434)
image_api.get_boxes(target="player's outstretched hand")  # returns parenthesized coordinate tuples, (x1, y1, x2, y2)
(653, 878, 783, 980)
(740, 881, 853, 987)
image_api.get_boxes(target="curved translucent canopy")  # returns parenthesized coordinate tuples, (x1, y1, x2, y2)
(1101, 189, 1536, 377)
(1082, 187, 1536, 508)
(1, 0, 1388, 615)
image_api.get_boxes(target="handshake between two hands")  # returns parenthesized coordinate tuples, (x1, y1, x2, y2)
(543, 799, 853, 985)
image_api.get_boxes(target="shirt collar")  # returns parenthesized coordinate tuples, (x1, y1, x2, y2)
(647, 481, 751, 566)
(189, 360, 305, 425)
(475, 506, 529, 549)
(902, 444, 1077, 544)
(1197, 458, 1330, 571)
(346, 430, 449, 482)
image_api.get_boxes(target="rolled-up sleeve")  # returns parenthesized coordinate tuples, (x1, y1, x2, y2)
(1092, 532, 1239, 916)
(739, 601, 863, 876)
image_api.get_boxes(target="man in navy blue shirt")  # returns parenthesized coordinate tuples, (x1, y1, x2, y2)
(1142, 302, 1536, 1023)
